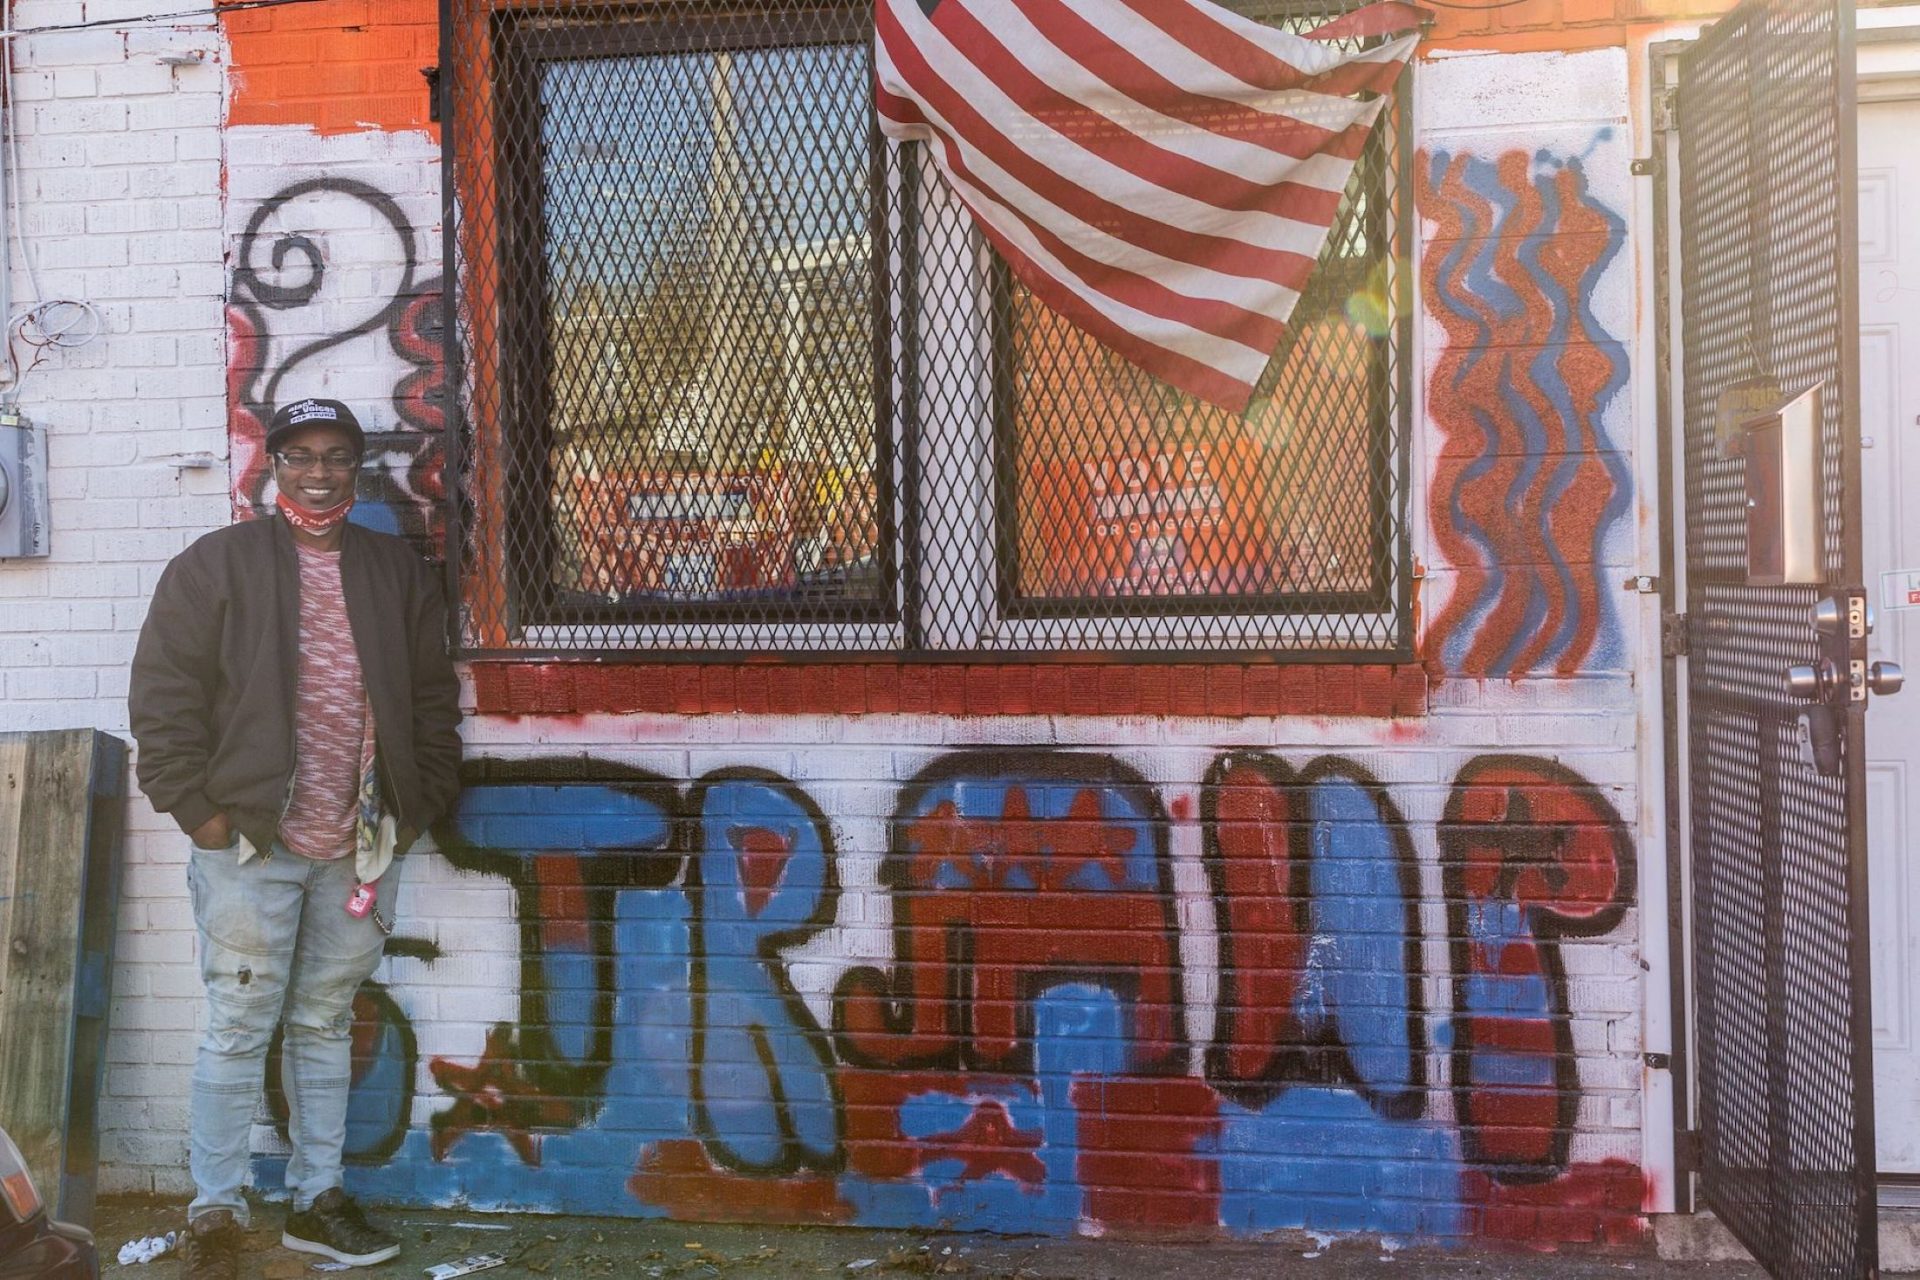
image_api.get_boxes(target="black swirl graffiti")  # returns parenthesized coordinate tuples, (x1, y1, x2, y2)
(233, 177, 421, 410)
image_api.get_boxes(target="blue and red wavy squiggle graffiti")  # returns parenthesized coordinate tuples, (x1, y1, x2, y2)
(1417, 143, 1631, 679)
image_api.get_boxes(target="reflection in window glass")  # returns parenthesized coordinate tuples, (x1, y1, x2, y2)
(536, 41, 882, 607)
(1001, 113, 1393, 612)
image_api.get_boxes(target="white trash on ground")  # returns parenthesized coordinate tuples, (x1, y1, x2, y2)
(115, 1232, 176, 1265)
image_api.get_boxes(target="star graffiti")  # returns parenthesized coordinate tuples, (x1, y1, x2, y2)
(915, 1098, 1047, 1198)
(428, 1023, 579, 1164)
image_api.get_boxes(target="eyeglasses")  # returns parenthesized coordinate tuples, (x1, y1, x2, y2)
(273, 449, 361, 472)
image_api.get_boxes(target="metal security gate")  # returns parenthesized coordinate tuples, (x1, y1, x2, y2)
(1673, 0, 1896, 1275)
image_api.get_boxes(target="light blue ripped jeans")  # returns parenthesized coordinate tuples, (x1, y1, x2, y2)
(186, 839, 390, 1225)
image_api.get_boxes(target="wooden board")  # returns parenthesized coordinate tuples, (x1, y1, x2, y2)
(0, 729, 127, 1227)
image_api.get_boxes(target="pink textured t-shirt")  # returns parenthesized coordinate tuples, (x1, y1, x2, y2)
(280, 544, 375, 860)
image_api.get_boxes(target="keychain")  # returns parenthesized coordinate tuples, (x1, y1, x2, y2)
(347, 882, 394, 936)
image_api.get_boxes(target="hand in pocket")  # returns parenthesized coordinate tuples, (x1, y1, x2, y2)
(190, 812, 233, 850)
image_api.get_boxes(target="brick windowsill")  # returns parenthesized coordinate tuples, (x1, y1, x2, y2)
(468, 661, 1428, 719)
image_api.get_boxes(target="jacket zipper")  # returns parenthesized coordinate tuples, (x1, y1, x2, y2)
(269, 666, 296, 864)
(376, 736, 407, 833)
(270, 521, 301, 862)
(355, 524, 406, 840)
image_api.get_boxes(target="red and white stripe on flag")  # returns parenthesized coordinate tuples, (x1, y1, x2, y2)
(874, 0, 1422, 415)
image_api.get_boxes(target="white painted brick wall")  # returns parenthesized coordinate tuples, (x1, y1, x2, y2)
(0, 18, 233, 1193)
(0, 20, 228, 743)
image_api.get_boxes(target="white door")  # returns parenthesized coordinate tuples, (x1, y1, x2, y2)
(1860, 91, 1920, 1176)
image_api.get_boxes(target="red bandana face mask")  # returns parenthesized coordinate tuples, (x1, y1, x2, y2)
(276, 490, 356, 535)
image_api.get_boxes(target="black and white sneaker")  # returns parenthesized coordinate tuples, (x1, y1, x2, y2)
(281, 1188, 400, 1267)
(178, 1209, 243, 1280)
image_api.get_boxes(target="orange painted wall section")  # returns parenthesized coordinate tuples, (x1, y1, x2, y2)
(216, 0, 1771, 136)
(1419, 0, 1735, 54)
(219, 0, 440, 134)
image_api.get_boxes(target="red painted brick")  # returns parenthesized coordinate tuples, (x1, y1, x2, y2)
(474, 660, 1406, 719)
(813, 665, 856, 714)
(798, 671, 840, 715)
(833, 666, 869, 715)
(1205, 666, 1244, 718)
(1099, 666, 1138, 716)
(1355, 664, 1395, 718)
(1538, 1206, 1601, 1244)
(965, 665, 1000, 715)
(768, 666, 805, 715)
(671, 666, 704, 715)
(595, 667, 636, 715)
(1317, 665, 1357, 716)
(1603, 1167, 1644, 1212)
(1066, 667, 1103, 717)
(472, 663, 510, 713)
(557, 664, 592, 710)
(700, 665, 736, 713)
(1278, 664, 1319, 715)
(866, 664, 900, 714)
(1031, 667, 1067, 713)
(1393, 665, 1428, 717)
(1481, 1204, 1538, 1239)
(505, 663, 540, 713)
(733, 666, 769, 715)
(1135, 666, 1171, 715)
(934, 665, 968, 716)
(632, 666, 671, 713)
(1169, 666, 1208, 717)
(997, 666, 1033, 716)
(532, 663, 576, 715)
(1243, 665, 1281, 717)
(899, 665, 937, 715)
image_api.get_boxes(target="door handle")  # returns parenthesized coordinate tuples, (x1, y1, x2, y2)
(1786, 660, 1838, 700)
(1869, 660, 1904, 696)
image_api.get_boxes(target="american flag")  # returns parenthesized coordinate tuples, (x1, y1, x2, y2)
(875, 0, 1422, 415)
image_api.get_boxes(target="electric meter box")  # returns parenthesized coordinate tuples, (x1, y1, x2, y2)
(1735, 383, 1825, 586)
(0, 409, 48, 559)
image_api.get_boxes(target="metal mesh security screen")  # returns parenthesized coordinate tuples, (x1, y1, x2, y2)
(443, 0, 1411, 657)
(1676, 1, 1877, 1275)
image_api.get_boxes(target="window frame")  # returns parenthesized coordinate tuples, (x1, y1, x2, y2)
(489, 6, 904, 638)
(442, 0, 1417, 662)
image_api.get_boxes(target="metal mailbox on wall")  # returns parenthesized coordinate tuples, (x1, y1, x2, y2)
(1734, 383, 1826, 586)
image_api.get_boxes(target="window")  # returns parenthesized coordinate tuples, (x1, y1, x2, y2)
(446, 0, 1412, 658)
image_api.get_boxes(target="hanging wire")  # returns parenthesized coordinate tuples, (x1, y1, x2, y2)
(0, 0, 113, 390)
(0, 0, 331, 40)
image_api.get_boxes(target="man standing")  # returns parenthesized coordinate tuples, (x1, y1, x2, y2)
(130, 398, 462, 1279)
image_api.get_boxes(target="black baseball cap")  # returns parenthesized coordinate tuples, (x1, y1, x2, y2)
(265, 398, 366, 455)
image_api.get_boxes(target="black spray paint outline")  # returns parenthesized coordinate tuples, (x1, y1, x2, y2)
(1438, 753, 1633, 1185)
(684, 767, 847, 1177)
(431, 756, 685, 1134)
(1201, 751, 1429, 1121)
